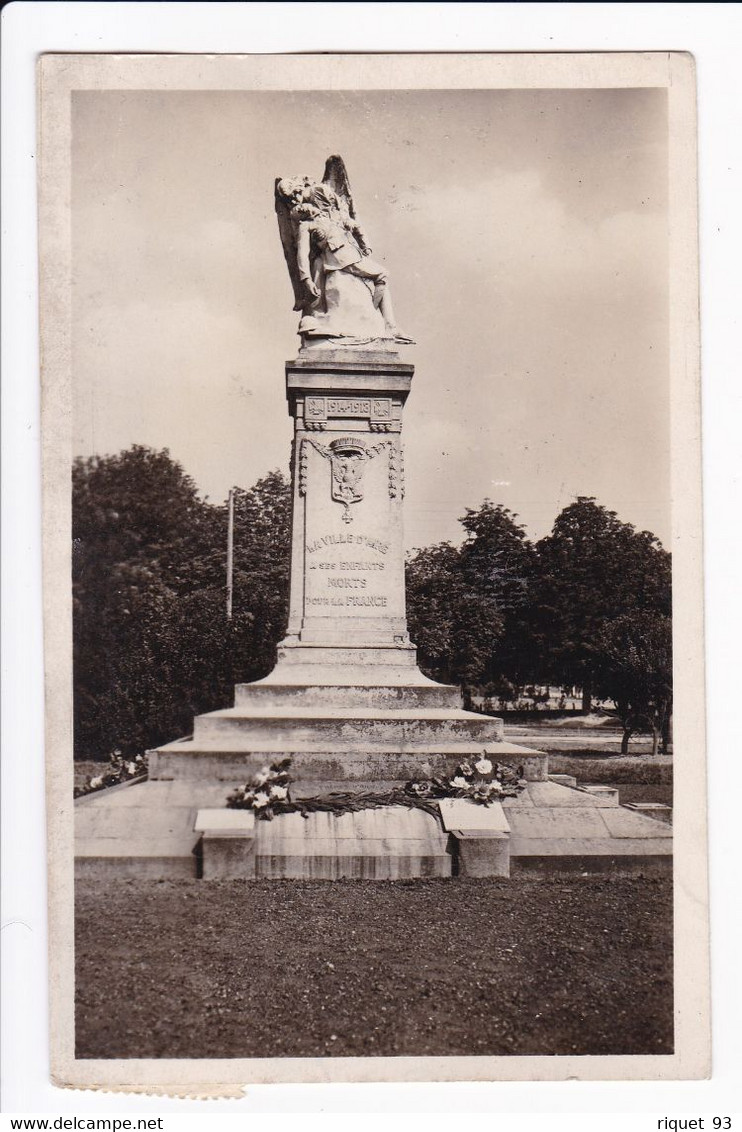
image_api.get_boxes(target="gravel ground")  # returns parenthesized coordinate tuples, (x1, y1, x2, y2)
(76, 874, 673, 1060)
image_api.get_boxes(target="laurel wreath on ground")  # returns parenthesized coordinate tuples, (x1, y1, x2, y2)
(226, 757, 527, 821)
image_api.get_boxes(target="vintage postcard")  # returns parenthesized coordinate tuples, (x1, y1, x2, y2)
(38, 52, 707, 1092)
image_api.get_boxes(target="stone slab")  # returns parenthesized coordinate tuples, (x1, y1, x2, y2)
(506, 809, 610, 840)
(74, 780, 232, 878)
(75, 854, 197, 881)
(76, 806, 197, 840)
(255, 836, 445, 857)
(192, 706, 507, 746)
(255, 805, 445, 843)
(75, 835, 198, 858)
(438, 799, 510, 833)
(524, 781, 615, 808)
(576, 785, 620, 805)
(77, 780, 234, 808)
(254, 852, 450, 881)
(200, 834, 256, 879)
(453, 830, 510, 878)
(624, 802, 673, 825)
(251, 805, 451, 879)
(235, 681, 461, 709)
(548, 774, 578, 788)
(511, 851, 672, 875)
(194, 809, 255, 834)
(509, 836, 673, 857)
(600, 808, 673, 839)
(150, 743, 548, 784)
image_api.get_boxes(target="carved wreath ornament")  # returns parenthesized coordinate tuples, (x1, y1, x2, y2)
(299, 435, 403, 522)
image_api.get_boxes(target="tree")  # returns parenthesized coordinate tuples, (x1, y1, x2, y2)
(458, 501, 538, 686)
(532, 497, 671, 711)
(73, 446, 217, 756)
(229, 470, 292, 683)
(72, 446, 291, 758)
(405, 541, 499, 685)
(405, 542, 462, 683)
(405, 501, 536, 689)
(594, 611, 672, 754)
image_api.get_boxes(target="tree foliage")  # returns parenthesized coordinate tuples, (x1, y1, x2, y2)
(594, 611, 673, 754)
(73, 451, 672, 757)
(72, 446, 290, 758)
(406, 495, 671, 715)
(406, 502, 536, 687)
(530, 497, 671, 710)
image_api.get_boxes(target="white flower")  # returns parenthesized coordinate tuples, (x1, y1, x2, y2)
(252, 792, 270, 808)
(450, 776, 469, 789)
(254, 767, 271, 786)
(270, 784, 288, 800)
(126, 761, 137, 776)
(90, 776, 103, 789)
(475, 758, 493, 775)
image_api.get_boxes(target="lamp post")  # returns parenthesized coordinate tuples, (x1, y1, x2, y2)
(226, 487, 235, 621)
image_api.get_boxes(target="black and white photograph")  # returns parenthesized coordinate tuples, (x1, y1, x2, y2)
(35, 50, 707, 1089)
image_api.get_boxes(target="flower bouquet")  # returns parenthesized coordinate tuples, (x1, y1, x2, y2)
(405, 755, 527, 806)
(74, 750, 148, 798)
(227, 759, 293, 820)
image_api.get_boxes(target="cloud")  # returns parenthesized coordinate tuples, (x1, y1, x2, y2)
(71, 87, 670, 545)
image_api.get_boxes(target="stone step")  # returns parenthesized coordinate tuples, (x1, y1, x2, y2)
(272, 645, 421, 669)
(150, 740, 546, 784)
(192, 706, 506, 745)
(234, 682, 462, 710)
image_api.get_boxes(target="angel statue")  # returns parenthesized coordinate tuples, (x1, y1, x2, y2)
(275, 155, 412, 345)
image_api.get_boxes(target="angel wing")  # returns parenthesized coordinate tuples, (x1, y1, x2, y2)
(322, 154, 356, 219)
(274, 178, 305, 312)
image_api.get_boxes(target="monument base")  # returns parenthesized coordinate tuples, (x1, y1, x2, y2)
(75, 773, 672, 881)
(73, 346, 672, 880)
(148, 657, 550, 786)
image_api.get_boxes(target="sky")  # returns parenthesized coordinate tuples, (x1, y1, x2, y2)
(71, 87, 669, 549)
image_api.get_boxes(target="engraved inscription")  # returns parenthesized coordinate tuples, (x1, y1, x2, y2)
(305, 533, 389, 555)
(303, 396, 392, 420)
(328, 397, 371, 416)
(306, 595, 388, 607)
(308, 559, 385, 572)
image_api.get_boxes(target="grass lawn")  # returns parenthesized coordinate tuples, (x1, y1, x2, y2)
(76, 873, 673, 1061)
(617, 783, 672, 807)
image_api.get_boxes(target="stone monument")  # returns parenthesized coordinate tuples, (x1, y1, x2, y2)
(152, 154, 542, 786)
(75, 157, 672, 880)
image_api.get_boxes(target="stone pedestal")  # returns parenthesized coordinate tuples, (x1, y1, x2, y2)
(194, 809, 256, 879)
(280, 350, 413, 661)
(151, 346, 547, 791)
(453, 831, 511, 878)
